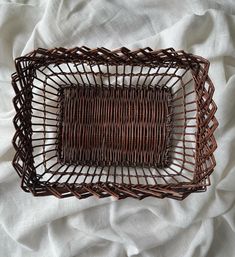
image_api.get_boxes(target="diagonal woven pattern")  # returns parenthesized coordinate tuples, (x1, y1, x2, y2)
(12, 47, 218, 200)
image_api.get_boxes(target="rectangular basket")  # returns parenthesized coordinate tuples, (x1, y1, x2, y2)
(12, 47, 218, 200)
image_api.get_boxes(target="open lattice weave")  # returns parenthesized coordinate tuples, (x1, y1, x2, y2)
(12, 47, 218, 200)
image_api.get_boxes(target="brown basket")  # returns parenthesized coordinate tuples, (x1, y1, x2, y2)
(12, 47, 218, 200)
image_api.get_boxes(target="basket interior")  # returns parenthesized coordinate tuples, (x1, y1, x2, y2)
(27, 58, 198, 186)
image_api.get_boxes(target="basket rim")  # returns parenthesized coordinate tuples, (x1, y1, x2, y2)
(12, 47, 210, 73)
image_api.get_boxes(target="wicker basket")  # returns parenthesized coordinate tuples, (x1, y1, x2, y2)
(12, 47, 218, 200)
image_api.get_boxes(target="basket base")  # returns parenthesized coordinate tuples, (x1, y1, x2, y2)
(58, 85, 172, 167)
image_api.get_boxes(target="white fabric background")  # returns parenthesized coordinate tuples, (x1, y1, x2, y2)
(0, 0, 235, 256)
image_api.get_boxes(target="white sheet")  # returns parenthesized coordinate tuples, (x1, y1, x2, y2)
(0, 1, 235, 256)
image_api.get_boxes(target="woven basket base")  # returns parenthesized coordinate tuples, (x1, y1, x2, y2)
(58, 85, 172, 167)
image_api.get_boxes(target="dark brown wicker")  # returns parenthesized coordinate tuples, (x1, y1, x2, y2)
(12, 47, 218, 200)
